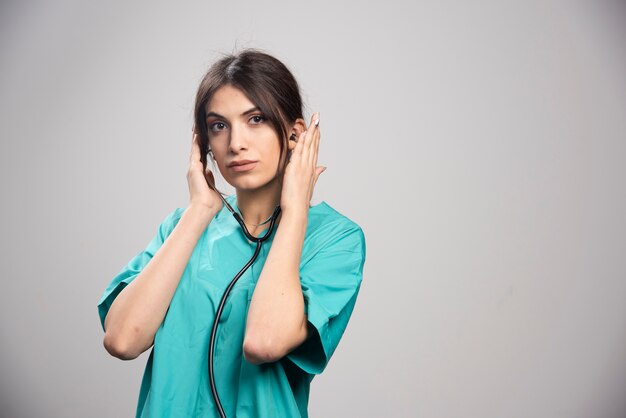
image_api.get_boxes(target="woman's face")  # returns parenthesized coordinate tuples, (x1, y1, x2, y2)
(205, 84, 292, 192)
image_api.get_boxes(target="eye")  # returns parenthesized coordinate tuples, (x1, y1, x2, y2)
(250, 115, 266, 124)
(209, 121, 227, 132)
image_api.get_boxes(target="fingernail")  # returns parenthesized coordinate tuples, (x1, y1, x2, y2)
(314, 118, 320, 127)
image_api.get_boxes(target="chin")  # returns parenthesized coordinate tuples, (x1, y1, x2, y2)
(227, 174, 278, 192)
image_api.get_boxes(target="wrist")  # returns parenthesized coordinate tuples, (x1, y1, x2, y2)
(186, 203, 219, 224)
(280, 197, 310, 214)
(280, 204, 308, 220)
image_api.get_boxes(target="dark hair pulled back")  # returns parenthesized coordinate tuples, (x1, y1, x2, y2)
(193, 48, 304, 197)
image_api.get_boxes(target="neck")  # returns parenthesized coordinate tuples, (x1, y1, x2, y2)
(235, 180, 282, 226)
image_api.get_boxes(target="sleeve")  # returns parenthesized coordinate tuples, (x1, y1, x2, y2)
(96, 207, 185, 332)
(285, 222, 366, 375)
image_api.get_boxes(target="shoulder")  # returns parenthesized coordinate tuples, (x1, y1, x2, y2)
(306, 201, 366, 256)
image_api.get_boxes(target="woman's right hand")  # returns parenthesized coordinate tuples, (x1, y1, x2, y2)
(187, 125, 223, 214)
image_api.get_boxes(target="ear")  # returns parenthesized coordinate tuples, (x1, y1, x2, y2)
(288, 118, 307, 152)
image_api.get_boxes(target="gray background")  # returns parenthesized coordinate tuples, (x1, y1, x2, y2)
(1, 0, 625, 417)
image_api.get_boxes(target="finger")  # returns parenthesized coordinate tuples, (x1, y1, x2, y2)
(190, 132, 197, 156)
(190, 133, 195, 163)
(315, 124, 321, 161)
(315, 166, 326, 180)
(304, 112, 319, 148)
(312, 166, 326, 189)
(190, 132, 201, 165)
(299, 114, 314, 154)
(305, 113, 320, 167)
(301, 129, 311, 161)
(309, 116, 320, 167)
(292, 130, 306, 156)
(205, 168, 216, 189)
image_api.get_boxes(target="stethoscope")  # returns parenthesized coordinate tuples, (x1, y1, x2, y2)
(208, 191, 282, 418)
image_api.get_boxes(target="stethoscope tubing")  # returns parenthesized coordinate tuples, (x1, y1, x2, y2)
(208, 192, 282, 417)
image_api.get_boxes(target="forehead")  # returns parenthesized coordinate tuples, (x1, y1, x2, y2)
(205, 85, 255, 116)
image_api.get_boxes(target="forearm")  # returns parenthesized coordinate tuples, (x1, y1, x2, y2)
(243, 208, 309, 363)
(103, 204, 216, 359)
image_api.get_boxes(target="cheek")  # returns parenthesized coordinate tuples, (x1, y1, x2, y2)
(210, 150, 226, 173)
(268, 144, 284, 170)
(258, 133, 282, 161)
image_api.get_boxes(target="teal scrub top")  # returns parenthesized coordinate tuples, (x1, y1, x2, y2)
(97, 194, 366, 418)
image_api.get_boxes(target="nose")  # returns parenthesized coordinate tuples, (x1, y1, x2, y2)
(228, 123, 248, 154)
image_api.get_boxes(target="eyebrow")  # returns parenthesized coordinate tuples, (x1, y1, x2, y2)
(205, 106, 261, 120)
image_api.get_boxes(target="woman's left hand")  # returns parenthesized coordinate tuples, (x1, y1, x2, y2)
(280, 112, 326, 215)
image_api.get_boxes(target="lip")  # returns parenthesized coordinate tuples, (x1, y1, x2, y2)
(228, 161, 257, 172)
(228, 159, 257, 167)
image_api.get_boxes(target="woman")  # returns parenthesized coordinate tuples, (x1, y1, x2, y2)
(97, 49, 366, 418)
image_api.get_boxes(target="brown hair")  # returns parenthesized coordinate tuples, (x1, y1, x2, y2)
(193, 48, 304, 196)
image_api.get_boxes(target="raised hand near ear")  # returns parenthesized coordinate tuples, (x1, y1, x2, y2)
(188, 125, 223, 214)
(280, 112, 326, 215)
